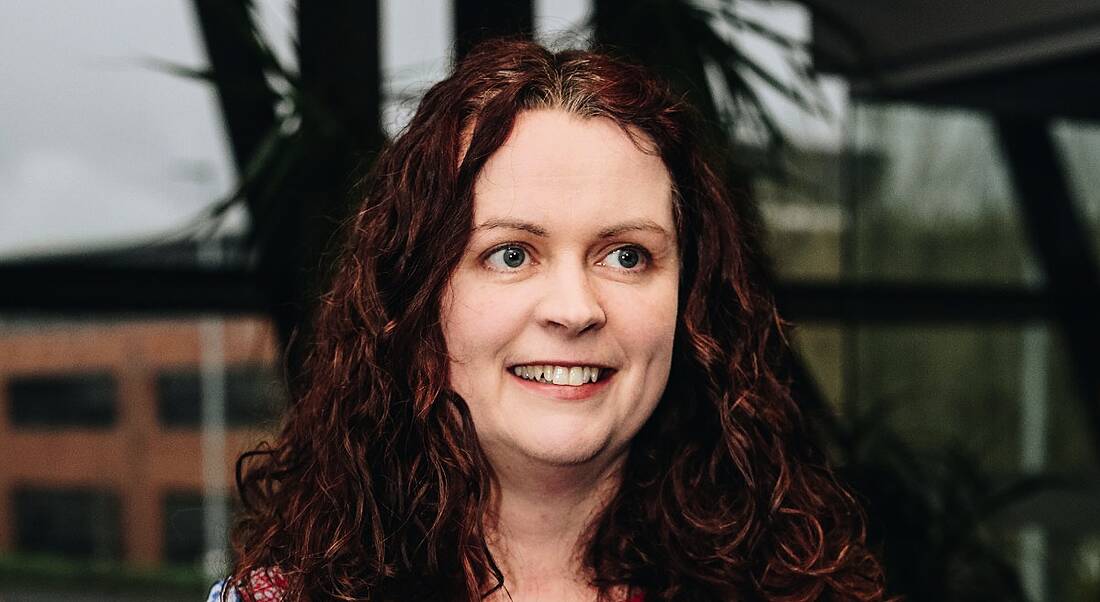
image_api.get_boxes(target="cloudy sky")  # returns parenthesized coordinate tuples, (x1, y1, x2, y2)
(0, 0, 837, 260)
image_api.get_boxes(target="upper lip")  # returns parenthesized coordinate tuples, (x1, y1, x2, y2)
(507, 360, 615, 369)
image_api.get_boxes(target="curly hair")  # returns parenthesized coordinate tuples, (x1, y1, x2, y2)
(226, 38, 888, 601)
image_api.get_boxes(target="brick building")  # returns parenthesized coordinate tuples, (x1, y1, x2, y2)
(0, 317, 283, 567)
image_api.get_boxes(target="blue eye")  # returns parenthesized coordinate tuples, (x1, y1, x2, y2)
(603, 246, 647, 270)
(487, 245, 528, 270)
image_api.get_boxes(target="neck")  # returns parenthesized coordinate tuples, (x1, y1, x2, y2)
(484, 448, 627, 601)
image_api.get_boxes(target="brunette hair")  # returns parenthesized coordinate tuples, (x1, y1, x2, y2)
(228, 38, 888, 601)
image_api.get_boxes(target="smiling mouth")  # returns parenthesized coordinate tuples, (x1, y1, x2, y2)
(508, 364, 611, 386)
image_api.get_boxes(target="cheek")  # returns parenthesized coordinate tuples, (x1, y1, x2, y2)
(617, 278, 679, 358)
(441, 278, 527, 368)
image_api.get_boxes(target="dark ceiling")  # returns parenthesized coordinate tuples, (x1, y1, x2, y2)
(808, 0, 1100, 119)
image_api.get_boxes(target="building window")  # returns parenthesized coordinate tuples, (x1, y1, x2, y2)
(163, 490, 203, 565)
(7, 372, 117, 428)
(13, 487, 122, 560)
(157, 364, 285, 428)
(163, 490, 234, 566)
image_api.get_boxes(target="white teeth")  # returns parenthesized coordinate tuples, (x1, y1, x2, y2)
(568, 367, 585, 385)
(510, 364, 607, 386)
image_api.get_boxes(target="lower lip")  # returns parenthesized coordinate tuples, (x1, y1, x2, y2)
(508, 369, 614, 400)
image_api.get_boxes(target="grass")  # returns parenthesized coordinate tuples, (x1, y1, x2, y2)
(0, 553, 211, 598)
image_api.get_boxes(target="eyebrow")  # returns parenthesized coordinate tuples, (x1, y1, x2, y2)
(474, 218, 671, 240)
(474, 218, 548, 237)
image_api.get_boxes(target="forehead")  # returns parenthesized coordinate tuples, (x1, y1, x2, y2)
(472, 110, 674, 224)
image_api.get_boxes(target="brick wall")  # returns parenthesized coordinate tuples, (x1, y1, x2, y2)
(0, 317, 281, 566)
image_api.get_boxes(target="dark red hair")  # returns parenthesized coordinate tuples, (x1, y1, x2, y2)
(227, 38, 888, 601)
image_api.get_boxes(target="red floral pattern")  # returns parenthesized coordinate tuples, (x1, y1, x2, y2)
(210, 570, 646, 601)
(241, 569, 288, 602)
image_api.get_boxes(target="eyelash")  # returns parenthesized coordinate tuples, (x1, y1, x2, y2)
(482, 243, 652, 273)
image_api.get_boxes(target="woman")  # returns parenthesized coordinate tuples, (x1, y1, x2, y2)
(213, 38, 888, 601)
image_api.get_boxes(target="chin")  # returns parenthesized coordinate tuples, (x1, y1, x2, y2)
(510, 418, 614, 466)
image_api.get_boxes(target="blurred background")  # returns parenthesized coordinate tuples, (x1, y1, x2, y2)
(0, 1, 1098, 600)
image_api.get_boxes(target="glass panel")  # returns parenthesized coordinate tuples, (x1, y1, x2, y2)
(0, 1, 237, 262)
(13, 487, 121, 561)
(854, 324, 1024, 472)
(8, 372, 117, 428)
(846, 103, 1038, 285)
(1064, 534, 1100, 602)
(792, 321, 1097, 602)
(157, 364, 286, 429)
(758, 148, 846, 281)
(763, 102, 1045, 285)
(382, 0, 453, 137)
(1051, 119, 1100, 268)
(794, 322, 1091, 474)
(534, 0, 591, 42)
(163, 491, 205, 566)
(162, 490, 234, 568)
(790, 323, 845, 410)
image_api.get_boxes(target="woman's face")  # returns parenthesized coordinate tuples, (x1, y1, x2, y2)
(442, 109, 679, 469)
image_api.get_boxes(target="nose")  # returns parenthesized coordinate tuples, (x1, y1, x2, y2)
(534, 261, 606, 335)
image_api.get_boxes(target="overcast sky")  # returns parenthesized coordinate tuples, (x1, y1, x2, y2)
(0, 0, 838, 260)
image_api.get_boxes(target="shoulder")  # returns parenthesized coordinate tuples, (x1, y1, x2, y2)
(206, 580, 238, 602)
(207, 569, 289, 602)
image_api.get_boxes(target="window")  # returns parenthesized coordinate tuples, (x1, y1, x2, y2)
(162, 490, 235, 566)
(13, 487, 122, 560)
(157, 363, 285, 428)
(7, 372, 117, 428)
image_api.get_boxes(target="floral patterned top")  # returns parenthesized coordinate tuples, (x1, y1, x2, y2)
(207, 569, 288, 602)
(205, 580, 237, 602)
(207, 571, 646, 601)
